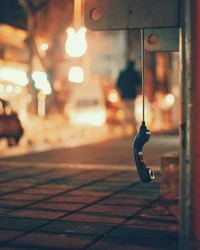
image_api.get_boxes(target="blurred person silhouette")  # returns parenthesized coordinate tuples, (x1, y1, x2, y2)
(116, 60, 141, 135)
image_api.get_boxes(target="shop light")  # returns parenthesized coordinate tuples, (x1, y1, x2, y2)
(165, 94, 175, 105)
(107, 89, 120, 103)
(65, 27, 87, 57)
(32, 71, 52, 95)
(14, 86, 22, 94)
(68, 66, 84, 83)
(0, 68, 28, 86)
(69, 109, 106, 127)
(40, 43, 48, 51)
(6, 85, 13, 93)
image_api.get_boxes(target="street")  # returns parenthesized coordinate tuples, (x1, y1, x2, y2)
(0, 134, 179, 250)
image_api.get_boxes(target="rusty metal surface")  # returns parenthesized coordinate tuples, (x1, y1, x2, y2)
(144, 28, 179, 52)
(84, 0, 180, 31)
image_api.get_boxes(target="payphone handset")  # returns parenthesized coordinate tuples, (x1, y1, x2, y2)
(133, 29, 155, 183)
(134, 121, 155, 182)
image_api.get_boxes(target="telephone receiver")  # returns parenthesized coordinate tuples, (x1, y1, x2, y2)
(134, 121, 155, 183)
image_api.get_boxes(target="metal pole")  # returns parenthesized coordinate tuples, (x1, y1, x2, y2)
(180, 0, 200, 249)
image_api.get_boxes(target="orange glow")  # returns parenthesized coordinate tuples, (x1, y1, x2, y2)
(74, 0, 82, 28)
(152, 94, 175, 110)
(107, 89, 119, 103)
(116, 110, 125, 120)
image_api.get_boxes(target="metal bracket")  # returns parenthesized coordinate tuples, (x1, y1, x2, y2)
(144, 28, 179, 52)
(84, 0, 180, 31)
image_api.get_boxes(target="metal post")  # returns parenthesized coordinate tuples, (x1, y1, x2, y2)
(180, 0, 200, 249)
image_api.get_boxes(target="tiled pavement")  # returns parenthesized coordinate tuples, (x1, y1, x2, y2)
(0, 162, 179, 250)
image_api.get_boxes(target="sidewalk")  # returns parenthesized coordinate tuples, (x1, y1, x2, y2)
(0, 160, 179, 250)
(0, 112, 178, 159)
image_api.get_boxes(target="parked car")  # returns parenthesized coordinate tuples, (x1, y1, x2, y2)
(0, 98, 24, 147)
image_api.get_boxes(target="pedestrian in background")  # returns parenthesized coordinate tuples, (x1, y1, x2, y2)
(116, 60, 141, 135)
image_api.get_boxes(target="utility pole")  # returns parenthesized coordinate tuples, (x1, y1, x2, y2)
(180, 0, 200, 249)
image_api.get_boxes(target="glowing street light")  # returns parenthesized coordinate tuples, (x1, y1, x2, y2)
(40, 43, 48, 51)
(68, 66, 84, 83)
(65, 27, 87, 57)
(65, 0, 87, 58)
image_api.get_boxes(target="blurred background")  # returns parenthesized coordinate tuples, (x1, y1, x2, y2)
(0, 0, 180, 149)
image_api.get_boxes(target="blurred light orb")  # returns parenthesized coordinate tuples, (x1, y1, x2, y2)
(40, 43, 48, 51)
(32, 71, 52, 95)
(0, 68, 28, 86)
(65, 27, 87, 57)
(6, 85, 13, 93)
(68, 67, 84, 83)
(108, 89, 119, 103)
(165, 94, 175, 105)
(14, 86, 22, 94)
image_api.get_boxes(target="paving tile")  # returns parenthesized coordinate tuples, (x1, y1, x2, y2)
(0, 230, 24, 244)
(0, 200, 33, 210)
(36, 220, 114, 235)
(33, 184, 73, 191)
(61, 211, 125, 224)
(82, 204, 142, 217)
(6, 209, 66, 220)
(86, 236, 178, 250)
(0, 217, 49, 231)
(46, 195, 100, 204)
(126, 216, 179, 231)
(98, 196, 154, 206)
(0, 208, 11, 214)
(66, 190, 109, 197)
(29, 201, 84, 212)
(6, 232, 96, 250)
(110, 224, 178, 240)
(0, 185, 20, 193)
(19, 188, 67, 195)
(4, 180, 39, 188)
(0, 193, 48, 201)
(0, 247, 24, 250)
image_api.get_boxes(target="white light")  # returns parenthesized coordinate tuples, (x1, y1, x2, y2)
(6, 85, 13, 93)
(32, 71, 52, 95)
(68, 109, 106, 127)
(68, 67, 84, 83)
(165, 94, 175, 105)
(14, 86, 22, 94)
(0, 68, 28, 86)
(40, 43, 48, 51)
(65, 27, 87, 57)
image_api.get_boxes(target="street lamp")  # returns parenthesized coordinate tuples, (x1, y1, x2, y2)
(65, 0, 87, 58)
(65, 27, 87, 57)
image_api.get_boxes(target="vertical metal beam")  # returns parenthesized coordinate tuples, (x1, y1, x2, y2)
(180, 0, 200, 249)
